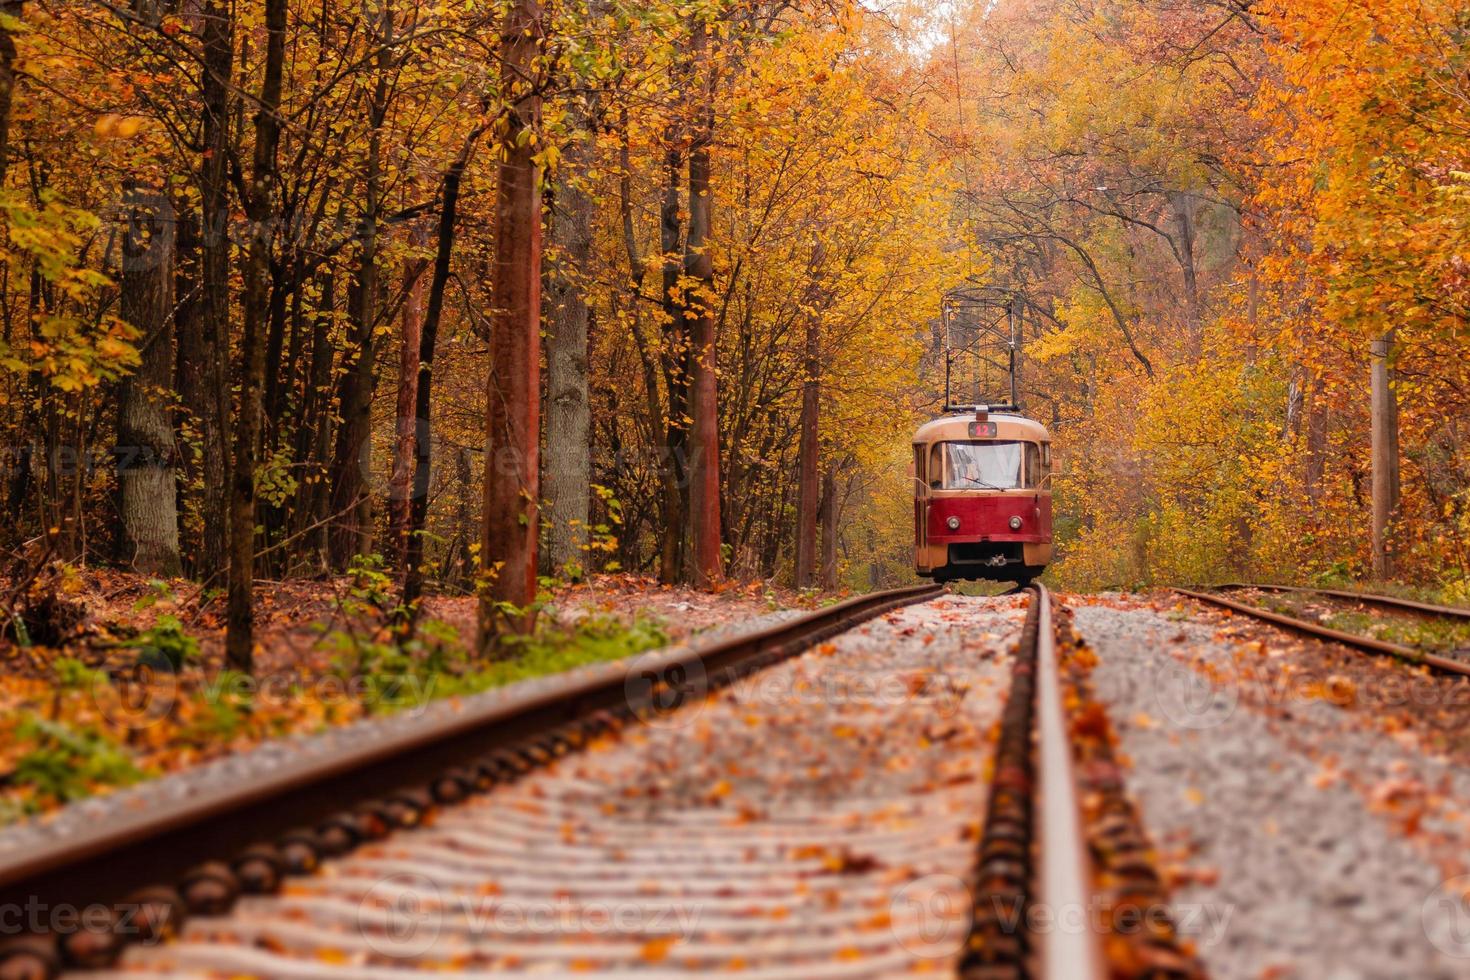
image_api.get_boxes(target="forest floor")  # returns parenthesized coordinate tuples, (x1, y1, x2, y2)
(0, 568, 817, 824)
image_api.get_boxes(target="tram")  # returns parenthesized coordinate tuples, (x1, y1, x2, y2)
(913, 285, 1053, 584)
(912, 407, 1052, 583)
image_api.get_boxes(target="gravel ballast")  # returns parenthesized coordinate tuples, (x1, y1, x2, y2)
(95, 596, 1024, 976)
(1072, 597, 1470, 979)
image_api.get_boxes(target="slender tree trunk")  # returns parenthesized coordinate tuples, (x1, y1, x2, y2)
(543, 118, 594, 580)
(225, 0, 286, 673)
(658, 137, 687, 584)
(290, 269, 336, 572)
(401, 128, 485, 617)
(388, 222, 429, 568)
(117, 179, 182, 576)
(794, 309, 819, 589)
(1370, 332, 1400, 579)
(173, 204, 205, 570)
(819, 465, 837, 591)
(683, 19, 721, 588)
(328, 19, 391, 568)
(1169, 189, 1200, 320)
(197, 0, 232, 576)
(1305, 376, 1327, 508)
(0, 0, 19, 185)
(479, 0, 544, 643)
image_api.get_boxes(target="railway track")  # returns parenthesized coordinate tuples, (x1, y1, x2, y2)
(0, 584, 1193, 979)
(1173, 584, 1470, 678)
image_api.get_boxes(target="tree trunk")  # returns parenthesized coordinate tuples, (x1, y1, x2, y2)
(1169, 189, 1200, 320)
(173, 203, 204, 570)
(683, 20, 721, 588)
(819, 465, 837, 591)
(794, 308, 819, 589)
(1305, 376, 1327, 508)
(401, 127, 486, 616)
(292, 270, 338, 574)
(658, 137, 687, 585)
(327, 14, 391, 568)
(1370, 332, 1400, 579)
(225, 0, 286, 673)
(388, 222, 429, 568)
(117, 180, 182, 577)
(479, 0, 544, 644)
(196, 0, 232, 577)
(0, 1, 19, 184)
(543, 119, 594, 581)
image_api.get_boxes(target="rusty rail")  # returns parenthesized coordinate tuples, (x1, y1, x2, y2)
(1173, 587, 1470, 678)
(1032, 584, 1106, 979)
(960, 584, 1107, 980)
(1215, 582, 1470, 621)
(0, 582, 944, 975)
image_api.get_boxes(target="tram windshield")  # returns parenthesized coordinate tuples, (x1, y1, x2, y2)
(938, 440, 1033, 490)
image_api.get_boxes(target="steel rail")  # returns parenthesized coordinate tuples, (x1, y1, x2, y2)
(1173, 587, 1470, 678)
(960, 584, 1106, 979)
(0, 582, 943, 972)
(1032, 583, 1105, 980)
(1215, 582, 1470, 621)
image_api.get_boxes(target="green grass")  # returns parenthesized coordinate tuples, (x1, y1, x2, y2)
(12, 716, 148, 811)
(458, 615, 670, 693)
(339, 613, 671, 713)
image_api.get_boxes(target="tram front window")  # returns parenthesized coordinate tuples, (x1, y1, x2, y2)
(942, 441, 1025, 490)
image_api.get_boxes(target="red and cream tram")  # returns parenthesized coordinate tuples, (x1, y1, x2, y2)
(912, 408, 1053, 583)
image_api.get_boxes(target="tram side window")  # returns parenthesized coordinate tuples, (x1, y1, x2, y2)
(913, 445, 926, 487)
(1025, 443, 1041, 488)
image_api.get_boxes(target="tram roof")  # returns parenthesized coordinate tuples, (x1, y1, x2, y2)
(914, 412, 1050, 443)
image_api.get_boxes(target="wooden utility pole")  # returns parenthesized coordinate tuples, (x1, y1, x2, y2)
(479, 0, 544, 643)
(1370, 332, 1400, 579)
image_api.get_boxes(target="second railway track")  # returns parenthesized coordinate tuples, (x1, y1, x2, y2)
(1174, 584, 1470, 677)
(0, 585, 1192, 979)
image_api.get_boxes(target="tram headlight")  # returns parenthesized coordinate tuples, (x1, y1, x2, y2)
(946, 516, 961, 531)
(1008, 516, 1023, 531)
